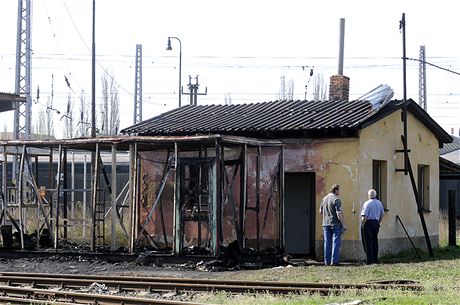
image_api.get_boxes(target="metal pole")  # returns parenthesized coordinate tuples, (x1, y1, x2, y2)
(91, 0, 96, 138)
(179, 40, 182, 108)
(167, 37, 182, 108)
(396, 215, 421, 258)
(401, 13, 408, 175)
(338, 18, 345, 75)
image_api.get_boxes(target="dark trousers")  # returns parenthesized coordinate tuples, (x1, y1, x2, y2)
(363, 220, 380, 264)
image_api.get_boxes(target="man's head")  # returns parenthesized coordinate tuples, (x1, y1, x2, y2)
(368, 189, 377, 199)
(330, 184, 340, 195)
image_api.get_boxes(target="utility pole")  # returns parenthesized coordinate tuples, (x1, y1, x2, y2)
(133, 44, 143, 124)
(419, 45, 427, 111)
(13, 0, 32, 181)
(399, 13, 434, 257)
(183, 75, 207, 106)
(14, 0, 32, 141)
(91, 0, 96, 138)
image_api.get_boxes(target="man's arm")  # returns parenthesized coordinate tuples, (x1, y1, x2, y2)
(337, 210, 347, 230)
(360, 201, 368, 226)
(361, 215, 368, 226)
(379, 204, 385, 224)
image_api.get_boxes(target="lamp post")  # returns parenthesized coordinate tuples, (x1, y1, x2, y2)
(166, 37, 182, 108)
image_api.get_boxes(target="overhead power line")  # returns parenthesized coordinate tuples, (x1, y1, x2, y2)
(405, 57, 460, 76)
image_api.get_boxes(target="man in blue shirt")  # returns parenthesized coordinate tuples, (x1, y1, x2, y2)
(361, 189, 385, 264)
(319, 184, 347, 265)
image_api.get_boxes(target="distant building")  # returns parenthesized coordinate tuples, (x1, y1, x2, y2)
(439, 136, 460, 218)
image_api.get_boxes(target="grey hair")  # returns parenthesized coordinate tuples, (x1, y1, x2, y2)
(368, 189, 377, 199)
(330, 184, 340, 194)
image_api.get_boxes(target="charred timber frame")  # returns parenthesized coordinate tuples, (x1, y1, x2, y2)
(111, 144, 117, 251)
(215, 139, 223, 255)
(239, 144, 247, 249)
(128, 142, 139, 253)
(90, 143, 99, 251)
(278, 147, 285, 253)
(55, 145, 63, 250)
(0, 135, 283, 257)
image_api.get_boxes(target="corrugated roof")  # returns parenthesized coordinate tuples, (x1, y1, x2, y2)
(121, 98, 452, 145)
(122, 99, 375, 136)
(440, 136, 460, 155)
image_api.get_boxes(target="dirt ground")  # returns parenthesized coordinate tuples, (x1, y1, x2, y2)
(0, 253, 237, 280)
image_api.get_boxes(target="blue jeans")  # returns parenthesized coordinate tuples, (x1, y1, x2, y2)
(323, 225, 342, 265)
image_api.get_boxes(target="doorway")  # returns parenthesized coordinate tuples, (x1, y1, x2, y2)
(284, 172, 315, 256)
(177, 157, 214, 255)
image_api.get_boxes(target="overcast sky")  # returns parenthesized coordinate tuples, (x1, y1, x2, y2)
(0, 0, 459, 138)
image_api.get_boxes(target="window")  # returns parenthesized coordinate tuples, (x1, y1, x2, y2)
(417, 164, 430, 211)
(372, 160, 387, 209)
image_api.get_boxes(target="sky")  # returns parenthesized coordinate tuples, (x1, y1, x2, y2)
(0, 0, 459, 139)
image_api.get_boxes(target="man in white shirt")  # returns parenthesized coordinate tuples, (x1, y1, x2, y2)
(361, 189, 385, 264)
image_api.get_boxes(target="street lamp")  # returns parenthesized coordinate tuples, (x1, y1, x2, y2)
(166, 36, 182, 108)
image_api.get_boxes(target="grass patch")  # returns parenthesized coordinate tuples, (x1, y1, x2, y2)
(191, 244, 460, 304)
(380, 243, 460, 263)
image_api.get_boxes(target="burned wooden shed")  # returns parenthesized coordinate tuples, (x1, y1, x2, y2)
(122, 98, 453, 261)
(0, 97, 453, 262)
(0, 135, 284, 259)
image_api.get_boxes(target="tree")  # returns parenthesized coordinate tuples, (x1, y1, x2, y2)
(99, 71, 120, 135)
(224, 93, 232, 105)
(1, 125, 7, 139)
(77, 90, 90, 137)
(287, 79, 295, 100)
(35, 97, 55, 139)
(312, 73, 328, 102)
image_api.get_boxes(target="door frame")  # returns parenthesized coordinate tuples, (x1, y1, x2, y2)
(283, 172, 316, 257)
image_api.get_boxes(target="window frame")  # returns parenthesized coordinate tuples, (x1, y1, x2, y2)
(372, 159, 388, 210)
(417, 164, 431, 212)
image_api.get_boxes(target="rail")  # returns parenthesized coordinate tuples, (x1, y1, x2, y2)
(0, 272, 423, 295)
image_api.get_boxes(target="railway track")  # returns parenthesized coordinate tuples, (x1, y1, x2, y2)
(0, 272, 423, 296)
(0, 284, 206, 304)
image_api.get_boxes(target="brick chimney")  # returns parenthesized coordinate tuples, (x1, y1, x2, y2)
(329, 18, 350, 102)
(329, 75, 350, 101)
